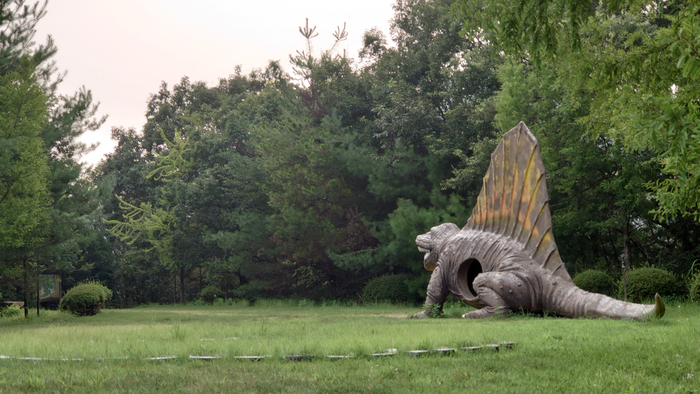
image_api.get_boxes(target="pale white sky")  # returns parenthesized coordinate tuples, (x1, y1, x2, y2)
(35, 1, 396, 165)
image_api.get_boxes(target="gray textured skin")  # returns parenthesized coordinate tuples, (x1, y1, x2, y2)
(411, 122, 664, 320)
(411, 223, 664, 320)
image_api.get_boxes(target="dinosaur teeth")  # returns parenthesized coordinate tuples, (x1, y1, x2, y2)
(417, 247, 429, 253)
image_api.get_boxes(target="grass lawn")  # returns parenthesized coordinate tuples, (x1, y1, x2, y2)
(0, 300, 698, 393)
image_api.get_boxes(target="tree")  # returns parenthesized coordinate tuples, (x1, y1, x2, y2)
(104, 129, 194, 304)
(289, 18, 372, 125)
(97, 64, 291, 304)
(0, 2, 50, 302)
(1, 1, 110, 316)
(255, 112, 364, 297)
(455, 0, 700, 220)
(0, 60, 51, 312)
(354, 0, 503, 293)
(359, 0, 502, 207)
(494, 61, 660, 273)
(490, 21, 700, 279)
(35, 85, 110, 293)
(0, 64, 49, 255)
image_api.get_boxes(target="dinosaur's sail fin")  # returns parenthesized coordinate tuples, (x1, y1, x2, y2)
(465, 122, 567, 277)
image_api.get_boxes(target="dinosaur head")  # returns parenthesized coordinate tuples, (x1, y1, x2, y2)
(416, 223, 460, 271)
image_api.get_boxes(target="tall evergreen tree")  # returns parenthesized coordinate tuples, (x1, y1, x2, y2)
(0, 1, 109, 310)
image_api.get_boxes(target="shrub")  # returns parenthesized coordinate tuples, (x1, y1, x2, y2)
(297, 299, 312, 307)
(0, 305, 21, 318)
(59, 280, 112, 316)
(362, 274, 413, 304)
(619, 267, 676, 303)
(690, 274, 700, 303)
(199, 285, 222, 304)
(573, 269, 615, 296)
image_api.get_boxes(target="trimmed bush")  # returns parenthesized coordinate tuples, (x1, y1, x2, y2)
(573, 269, 615, 296)
(690, 274, 700, 303)
(59, 280, 112, 316)
(619, 267, 676, 303)
(200, 285, 222, 304)
(362, 274, 413, 304)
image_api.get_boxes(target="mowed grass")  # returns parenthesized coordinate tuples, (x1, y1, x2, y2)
(1, 300, 699, 393)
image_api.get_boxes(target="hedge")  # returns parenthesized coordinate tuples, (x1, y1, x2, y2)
(59, 280, 112, 316)
(573, 269, 615, 296)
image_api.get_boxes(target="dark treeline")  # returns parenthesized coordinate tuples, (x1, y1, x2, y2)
(2, 0, 700, 307)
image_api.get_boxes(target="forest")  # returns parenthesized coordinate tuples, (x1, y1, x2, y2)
(2, 0, 700, 308)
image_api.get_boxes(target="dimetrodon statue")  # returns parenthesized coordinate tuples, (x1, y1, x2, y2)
(411, 122, 665, 320)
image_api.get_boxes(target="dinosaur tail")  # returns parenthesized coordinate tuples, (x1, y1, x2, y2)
(546, 284, 665, 321)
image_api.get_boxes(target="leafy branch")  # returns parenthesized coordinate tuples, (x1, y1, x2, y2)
(290, 18, 349, 83)
(147, 128, 195, 181)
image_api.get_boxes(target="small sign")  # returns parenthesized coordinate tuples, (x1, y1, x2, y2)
(39, 274, 60, 299)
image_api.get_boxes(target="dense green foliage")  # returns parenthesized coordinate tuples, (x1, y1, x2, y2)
(199, 284, 222, 304)
(456, 0, 700, 220)
(361, 274, 414, 304)
(690, 274, 700, 303)
(0, 304, 21, 318)
(91, 0, 497, 305)
(620, 267, 677, 303)
(59, 280, 113, 316)
(3, 0, 700, 308)
(572, 270, 615, 296)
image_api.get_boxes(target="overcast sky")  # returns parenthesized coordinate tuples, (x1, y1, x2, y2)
(35, 1, 396, 166)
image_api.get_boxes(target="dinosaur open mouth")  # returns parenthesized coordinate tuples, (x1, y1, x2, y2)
(421, 249, 438, 271)
(417, 246, 432, 266)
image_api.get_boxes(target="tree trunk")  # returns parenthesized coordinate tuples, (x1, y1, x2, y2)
(23, 259, 28, 318)
(36, 267, 40, 317)
(622, 220, 632, 301)
(622, 226, 632, 270)
(179, 266, 185, 305)
(607, 227, 619, 270)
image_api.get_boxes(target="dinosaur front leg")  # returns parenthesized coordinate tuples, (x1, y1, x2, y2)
(411, 264, 448, 319)
(462, 271, 529, 319)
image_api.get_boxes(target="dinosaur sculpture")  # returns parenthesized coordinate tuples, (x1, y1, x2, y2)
(411, 122, 665, 320)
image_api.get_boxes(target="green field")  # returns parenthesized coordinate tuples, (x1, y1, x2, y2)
(1, 301, 699, 393)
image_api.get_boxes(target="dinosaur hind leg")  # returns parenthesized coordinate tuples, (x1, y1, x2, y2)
(462, 305, 509, 318)
(462, 272, 521, 319)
